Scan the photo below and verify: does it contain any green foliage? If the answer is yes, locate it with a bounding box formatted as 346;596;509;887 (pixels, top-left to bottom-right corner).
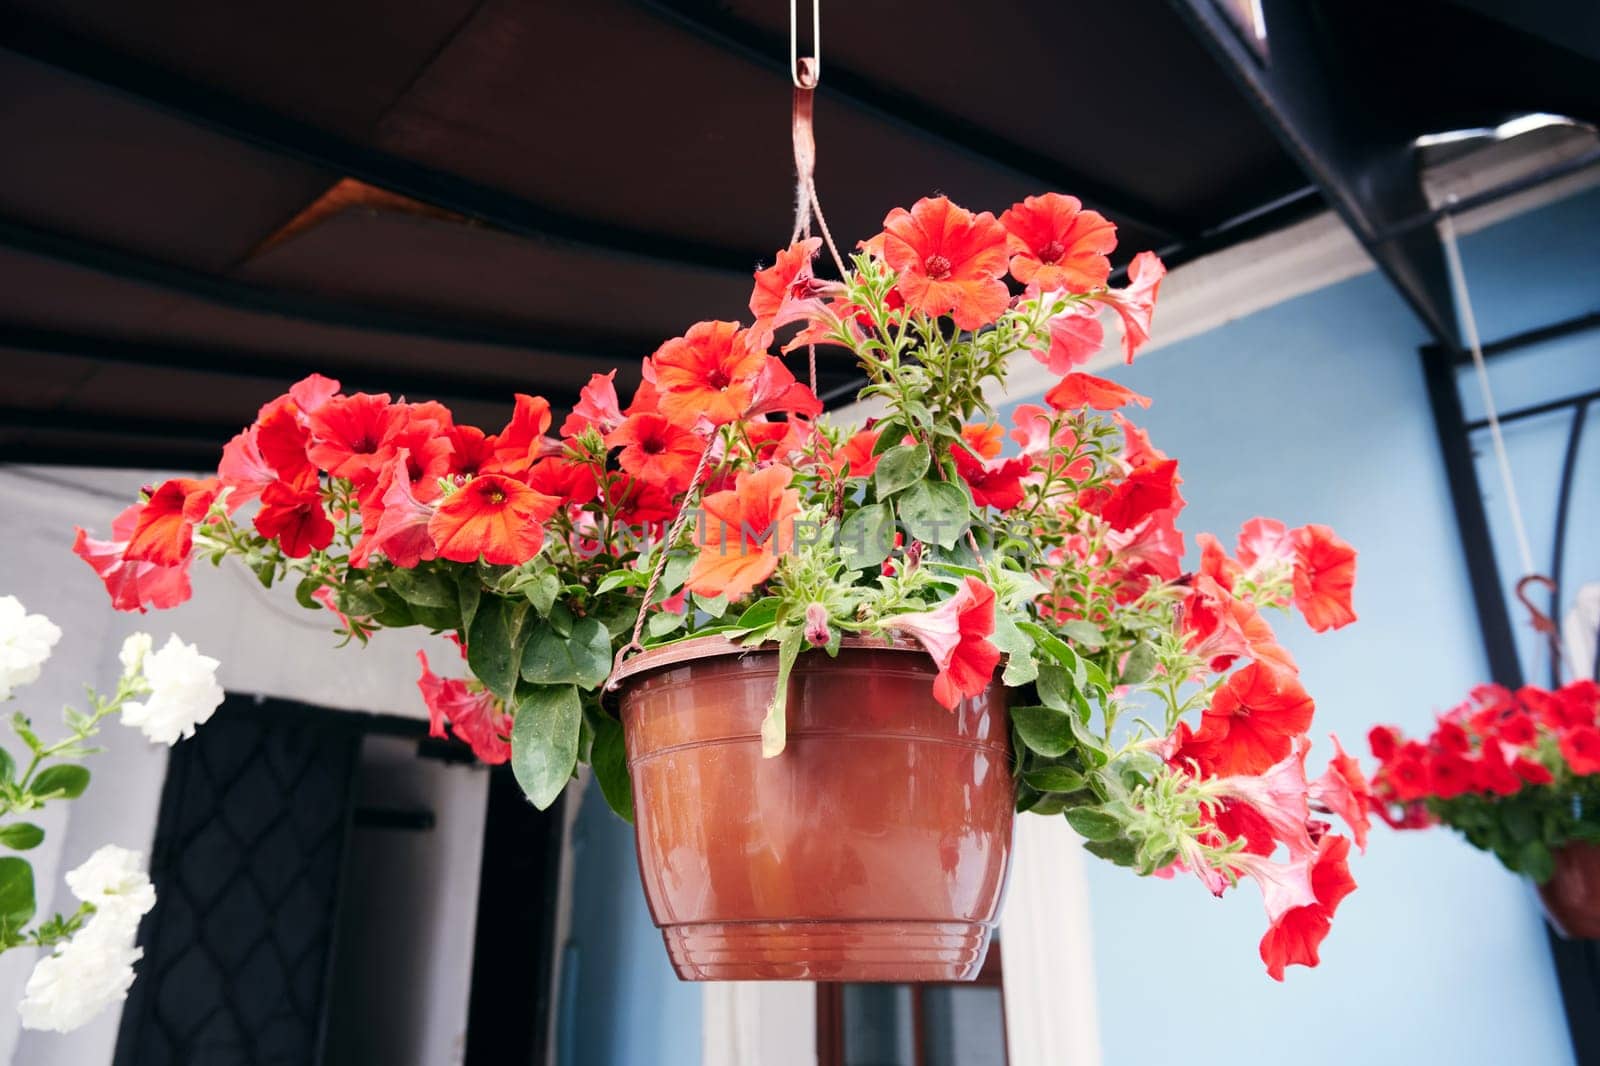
510;684;582;811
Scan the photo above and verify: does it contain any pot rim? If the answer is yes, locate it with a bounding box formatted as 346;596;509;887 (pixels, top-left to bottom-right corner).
608;631;926;689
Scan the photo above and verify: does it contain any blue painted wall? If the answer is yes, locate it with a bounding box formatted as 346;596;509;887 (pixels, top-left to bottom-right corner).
560;776;701;1066
1045;187;1599;1066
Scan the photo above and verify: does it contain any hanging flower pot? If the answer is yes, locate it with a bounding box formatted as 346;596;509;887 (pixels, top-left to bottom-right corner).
71;184;1369;982
612;634;1013;981
1366;678;1600;937
1538;841;1600;939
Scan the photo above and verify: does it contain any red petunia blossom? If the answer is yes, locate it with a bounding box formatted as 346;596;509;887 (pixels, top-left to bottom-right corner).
73;503;193;613
652;320;767;428
1044;372;1151;412
125;478;220;567
880;197;1010;330
559;371;625;439
1032;303;1105;374
1000;193;1118;292
1368;724;1401;761
749;238;832;349
1098;251;1166;363
1182;574;1296;675
1492;711;1536;748
488;394;555;477
742;357;823;422
416;650;511;764
1196;533;1243;592
1258;834;1356;981
377;403;454;494
951;447;1032;511
1212;739;1316;858
218;426;277;506
526;456;600;507
1556;680;1600;729
446;424;495;481
1433;719;1473;753
1383;742;1432;802
1189;662;1315;777
287;372;341;415
604;472;676;526
1427;750;1476;799
884;577;1003;710
351;451;438;569
827;428;881;479
1561;725;1600;775
1310;735;1371;852
1291;524;1357;632
255;402;316;482
427;474;558;566
1472;740;1525;796
686;464;801;600
1079;458;1182;532
254;472;335;558
1513;754;1554;785
306;392;393;482
960;423;1005;460
606;411;705;494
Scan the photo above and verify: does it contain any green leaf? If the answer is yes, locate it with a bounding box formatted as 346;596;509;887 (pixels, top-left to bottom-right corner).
0;858;35;928
595;570;649;596
294;576;322;611
569;618;615;691
251;556;276;589
1023;766;1086;793
589;713;634;823
873;443;931;497
1520;839;1556;883
523;572;561;617
646;610;684;638
1119;643;1158;686
0;824;43;851
458;574;483;633
468;598;534;701
337;579;387;619
0;748;13;784
388;568;457;609
1010;706;1074;758
897;480;970;549
991;611;1038;686
1061;620;1106;649
510;684;582;810
520;618;612;691
1035;663;1076;713
761;628;806;758
693;593;729;619
1064;807;1122;842
838;503;895;571
731;597;783;632
1083;836;1138;866
32;764;90;800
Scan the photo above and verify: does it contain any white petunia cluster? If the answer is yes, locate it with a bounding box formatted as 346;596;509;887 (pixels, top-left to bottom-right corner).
18;846;157;1033
0;596;62;701
119;635;224;745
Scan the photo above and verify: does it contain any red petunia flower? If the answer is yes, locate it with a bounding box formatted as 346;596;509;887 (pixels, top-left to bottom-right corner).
1182;574;1296;676
743;357;823;422
1368;724;1401;762
1044;372;1151;412
416;650;511;764
218;426;277;506
884;577;1002;710
1258;834;1357;981
1427;750;1476;799
951;447;1032;511
488;394;555;477
1079;458;1182;532
880;197;1010;330
1000;193;1118;292
125;478;219;567
1189;662;1315;777
1290;524;1357;632
606;411;705;494
306;392;393;482
1031;303;1105;374
685;464;801;600
1309;734;1372;852
559;371;625;439
1561;725;1600;775
73;503;193;613
526;456;600;507
960;423;1005;459
255;472;335;559
1472;740;1525;796
652;320;767;428
446;424;496;481
427;474;558;566
1098;251;1166;363
826;428;881;479
350;451;438;569
749;238;832;350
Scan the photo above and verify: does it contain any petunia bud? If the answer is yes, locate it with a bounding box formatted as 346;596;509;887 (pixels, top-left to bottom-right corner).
804;603;831;647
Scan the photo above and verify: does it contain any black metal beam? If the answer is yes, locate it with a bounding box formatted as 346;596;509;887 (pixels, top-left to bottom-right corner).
0;406;258;444
0;18;763;276
1376;146;1600;242
0;213;658;364
0;324;556;408
1451;310;1600;365
1169;0;1461;349
632;0;1193;241
1465;386;1600;431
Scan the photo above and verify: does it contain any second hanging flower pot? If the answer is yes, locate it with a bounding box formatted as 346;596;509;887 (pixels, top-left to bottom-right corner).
1538;841;1600;939
612;634;1014;982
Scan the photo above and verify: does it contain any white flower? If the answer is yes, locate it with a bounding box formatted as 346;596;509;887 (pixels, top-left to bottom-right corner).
117;633;152;680
64;846;156;921
17;911;143;1033
0;596;63;701
120;635;223;745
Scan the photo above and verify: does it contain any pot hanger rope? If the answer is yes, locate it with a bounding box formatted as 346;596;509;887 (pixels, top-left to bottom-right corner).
1439;207;1570;676
605;8;839;691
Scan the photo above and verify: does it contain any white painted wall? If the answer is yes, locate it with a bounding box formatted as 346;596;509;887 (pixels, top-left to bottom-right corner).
0;464;462;1065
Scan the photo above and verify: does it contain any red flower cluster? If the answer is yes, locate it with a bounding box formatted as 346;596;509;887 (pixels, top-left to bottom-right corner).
1368;680;1600;823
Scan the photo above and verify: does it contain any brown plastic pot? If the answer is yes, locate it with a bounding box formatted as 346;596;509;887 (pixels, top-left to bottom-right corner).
612;634;1014;982
1538;842;1600;939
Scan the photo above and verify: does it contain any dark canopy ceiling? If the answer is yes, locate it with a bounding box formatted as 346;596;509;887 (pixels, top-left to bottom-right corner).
0;0;1593;469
